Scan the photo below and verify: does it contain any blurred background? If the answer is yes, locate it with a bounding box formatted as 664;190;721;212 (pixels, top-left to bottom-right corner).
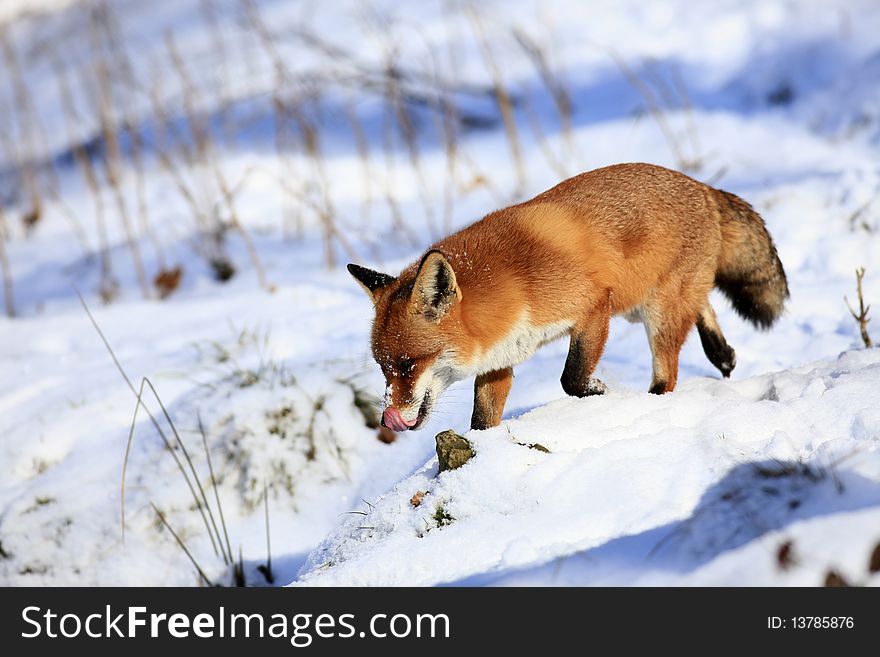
0;0;878;587
1;0;876;313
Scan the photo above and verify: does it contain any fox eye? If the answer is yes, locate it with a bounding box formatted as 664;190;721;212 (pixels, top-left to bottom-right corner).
398;358;415;375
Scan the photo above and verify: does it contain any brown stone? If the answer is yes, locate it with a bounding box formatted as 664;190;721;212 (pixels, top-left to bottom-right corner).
436;430;475;472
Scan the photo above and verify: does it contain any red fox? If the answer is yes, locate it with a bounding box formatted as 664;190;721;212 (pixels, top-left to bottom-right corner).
349;163;788;432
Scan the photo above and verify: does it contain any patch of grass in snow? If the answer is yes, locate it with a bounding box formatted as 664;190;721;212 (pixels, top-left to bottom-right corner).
31;459;51;476
188;326;373;505
339;377;395;444
344;380;382;430
19;564;50;576
190;328;391;511
432;505;455;528
215;386;358;508
22;496;56;514
87;307;390;586
266;403;297;439
505;426;551;453
751;460;824;483
193;324;294;390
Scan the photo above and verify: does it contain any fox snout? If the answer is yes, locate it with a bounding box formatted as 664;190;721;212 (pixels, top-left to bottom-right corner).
381;407;417;431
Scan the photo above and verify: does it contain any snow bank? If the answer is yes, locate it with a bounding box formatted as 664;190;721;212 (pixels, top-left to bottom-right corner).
297;349;880;586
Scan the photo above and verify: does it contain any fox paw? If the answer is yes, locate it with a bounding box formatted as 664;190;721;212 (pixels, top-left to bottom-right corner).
562;376;608;398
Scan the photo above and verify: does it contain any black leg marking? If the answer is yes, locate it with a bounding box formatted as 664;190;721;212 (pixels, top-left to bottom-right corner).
561;335;607;398
696;318;737;378
649;380;668;395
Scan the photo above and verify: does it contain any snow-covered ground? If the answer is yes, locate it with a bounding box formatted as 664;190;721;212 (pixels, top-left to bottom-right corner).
0;0;878;586
299;349;880;586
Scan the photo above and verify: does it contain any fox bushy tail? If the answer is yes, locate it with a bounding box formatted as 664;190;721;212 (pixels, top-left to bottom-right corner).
713;189;789;329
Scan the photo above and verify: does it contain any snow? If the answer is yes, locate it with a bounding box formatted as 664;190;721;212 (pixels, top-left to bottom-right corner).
298;349;880;586
0;0;79;27
0;0;878;586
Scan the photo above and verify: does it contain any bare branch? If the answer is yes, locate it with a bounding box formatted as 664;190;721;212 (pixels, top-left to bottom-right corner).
845;267;873;348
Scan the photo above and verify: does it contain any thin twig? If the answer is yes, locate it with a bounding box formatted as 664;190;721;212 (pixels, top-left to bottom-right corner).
56;59;118;301
379;36;437;237
0;205;14;317
0;28;43;231
120;377;219;557
88;9;151;298
262;481;274;583
142;377;223;557
467;6;526;192
199;414;234;565
609;51;692;171
513;26;576;168
77;290;220;555
151;502;215;586
845;267;873;348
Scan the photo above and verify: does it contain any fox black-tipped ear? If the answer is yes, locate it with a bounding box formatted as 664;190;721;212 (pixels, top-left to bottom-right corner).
411;250;461;321
347;263;396;299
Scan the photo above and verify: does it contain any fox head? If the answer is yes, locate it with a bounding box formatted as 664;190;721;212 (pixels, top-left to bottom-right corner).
348;251;468;431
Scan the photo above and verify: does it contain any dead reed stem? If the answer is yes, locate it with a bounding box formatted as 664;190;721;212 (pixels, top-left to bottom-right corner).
522;91;568;178
466;6;526;193
0;28;43;231
166;33;261;283
845;267;873;348
241;0;306;238
380;40;438;237
344;92;375;221
54;56;118;301
90;9;151;298
669;64;702;164
95;1;168;274
0;205;14;317
151;503;216;587
610;51;699;171
513;26;576;169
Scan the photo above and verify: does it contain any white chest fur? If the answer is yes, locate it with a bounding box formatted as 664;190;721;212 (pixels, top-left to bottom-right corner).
470;314;573;374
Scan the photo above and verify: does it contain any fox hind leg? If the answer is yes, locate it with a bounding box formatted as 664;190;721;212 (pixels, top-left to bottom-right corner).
696;302;736;378
643;299;697;394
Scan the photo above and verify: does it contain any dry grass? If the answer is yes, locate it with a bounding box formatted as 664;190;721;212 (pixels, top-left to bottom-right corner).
513;26;576;170
80;291;283;585
54;54;119;302
845;267;873;348
0;204;14;317
609;51;703;172
466;6;527;193
90;8;151;299
1;2;586;304
0;27;43;232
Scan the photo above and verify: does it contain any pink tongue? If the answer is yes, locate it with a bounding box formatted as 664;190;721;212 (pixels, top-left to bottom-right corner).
383;407;415;431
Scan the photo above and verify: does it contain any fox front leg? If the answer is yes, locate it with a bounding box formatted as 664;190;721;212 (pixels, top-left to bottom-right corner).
471;367;514;430
561;308;610;397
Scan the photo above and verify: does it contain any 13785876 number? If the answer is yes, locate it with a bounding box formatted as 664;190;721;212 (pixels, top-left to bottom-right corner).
790;617;853;629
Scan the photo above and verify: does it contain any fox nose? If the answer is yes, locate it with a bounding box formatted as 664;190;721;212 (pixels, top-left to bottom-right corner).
382;407;416;431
